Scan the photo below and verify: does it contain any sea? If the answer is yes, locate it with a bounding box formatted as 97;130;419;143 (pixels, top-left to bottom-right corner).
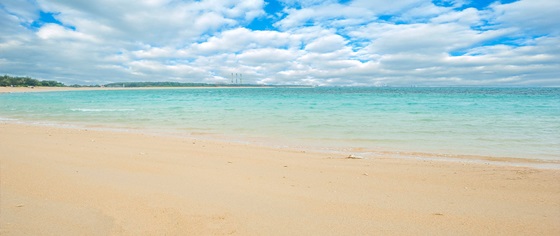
1;87;559;164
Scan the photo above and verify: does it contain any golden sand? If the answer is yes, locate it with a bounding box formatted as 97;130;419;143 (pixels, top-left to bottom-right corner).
1;122;559;235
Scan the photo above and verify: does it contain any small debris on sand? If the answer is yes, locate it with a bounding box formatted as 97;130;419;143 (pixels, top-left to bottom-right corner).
346;154;364;159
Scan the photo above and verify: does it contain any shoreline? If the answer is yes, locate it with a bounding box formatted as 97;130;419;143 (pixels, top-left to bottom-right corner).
3;118;559;170
0;85;296;94
1;122;559;235
1;86;558;167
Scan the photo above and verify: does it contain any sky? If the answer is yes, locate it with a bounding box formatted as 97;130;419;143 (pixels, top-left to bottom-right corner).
1;0;559;86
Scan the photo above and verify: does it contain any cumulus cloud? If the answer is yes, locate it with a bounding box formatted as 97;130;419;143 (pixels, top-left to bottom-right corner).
0;0;558;86
305;34;346;53
351;0;425;14
490;0;560;36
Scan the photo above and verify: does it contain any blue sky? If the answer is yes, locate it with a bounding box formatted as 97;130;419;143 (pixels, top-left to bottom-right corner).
1;0;559;86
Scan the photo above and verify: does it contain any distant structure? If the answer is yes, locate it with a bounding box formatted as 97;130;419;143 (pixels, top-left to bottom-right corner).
230;73;243;84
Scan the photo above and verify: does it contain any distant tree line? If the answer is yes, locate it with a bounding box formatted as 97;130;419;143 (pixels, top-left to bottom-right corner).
2;75;309;88
103;82;303;88
1;75;65;87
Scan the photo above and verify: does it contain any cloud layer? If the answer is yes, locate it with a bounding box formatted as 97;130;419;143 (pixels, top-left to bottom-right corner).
1;0;559;86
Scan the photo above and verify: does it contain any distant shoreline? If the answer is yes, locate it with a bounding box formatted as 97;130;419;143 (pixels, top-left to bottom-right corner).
0;85;313;94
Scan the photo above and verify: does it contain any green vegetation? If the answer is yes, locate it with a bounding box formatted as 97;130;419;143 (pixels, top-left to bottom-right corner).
1;75;65;87
2;75;310;88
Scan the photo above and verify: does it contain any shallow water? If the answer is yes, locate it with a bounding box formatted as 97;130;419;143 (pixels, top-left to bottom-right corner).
1;87;559;161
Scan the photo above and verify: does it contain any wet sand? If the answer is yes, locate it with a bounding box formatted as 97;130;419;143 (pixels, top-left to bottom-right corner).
1;122;559;235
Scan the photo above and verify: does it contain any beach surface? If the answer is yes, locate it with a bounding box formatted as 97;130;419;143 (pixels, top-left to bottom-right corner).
1;122;559;235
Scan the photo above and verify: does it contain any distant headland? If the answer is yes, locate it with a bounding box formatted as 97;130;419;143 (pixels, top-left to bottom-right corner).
1;75;65;87
1;75;310;88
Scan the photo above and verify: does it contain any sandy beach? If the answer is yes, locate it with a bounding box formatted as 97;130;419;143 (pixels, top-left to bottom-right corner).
1;122;559;235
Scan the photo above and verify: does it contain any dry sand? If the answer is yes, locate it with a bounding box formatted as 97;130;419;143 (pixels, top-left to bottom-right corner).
1;122;559;235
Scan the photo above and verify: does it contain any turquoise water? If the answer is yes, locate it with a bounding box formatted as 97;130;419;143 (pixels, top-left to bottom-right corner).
1;87;559;161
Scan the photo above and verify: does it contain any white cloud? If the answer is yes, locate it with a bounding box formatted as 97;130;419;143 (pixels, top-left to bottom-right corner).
238;48;296;64
278;0;340;8
36;23;98;42
275;3;370;30
131;47;174;59
304;34;346;53
0;0;558;86
491;0;560;36
0;0;38;22
195;12;234;31
398;2;450;22
350;0;425;15
354;22;500;55
192;27;299;54
430;7;480;25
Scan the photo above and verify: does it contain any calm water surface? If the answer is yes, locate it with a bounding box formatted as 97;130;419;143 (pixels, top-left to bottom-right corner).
1;87;559;161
